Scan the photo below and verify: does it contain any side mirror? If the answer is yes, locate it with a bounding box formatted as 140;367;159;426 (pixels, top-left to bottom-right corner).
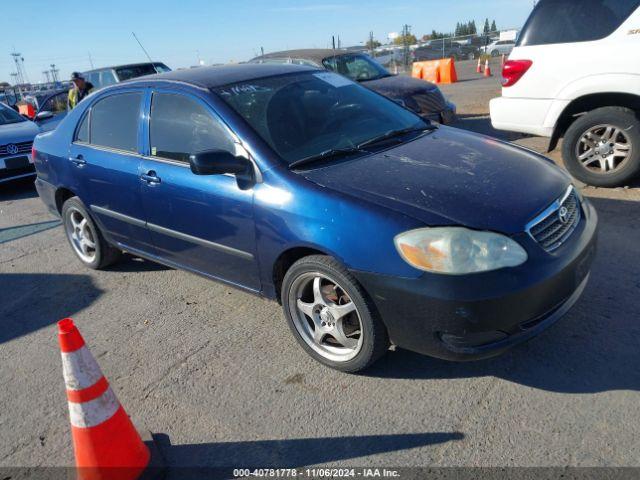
35;111;54;121
189;149;249;176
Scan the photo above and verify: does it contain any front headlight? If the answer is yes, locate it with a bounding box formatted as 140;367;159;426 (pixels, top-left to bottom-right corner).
394;227;528;275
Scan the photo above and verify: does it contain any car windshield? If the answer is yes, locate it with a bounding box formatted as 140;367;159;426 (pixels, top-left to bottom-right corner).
0;103;26;125
115;63;170;81
322;54;390;82
214;71;427;166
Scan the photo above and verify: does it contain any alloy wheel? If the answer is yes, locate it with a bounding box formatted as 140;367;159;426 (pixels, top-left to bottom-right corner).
65;207;97;263
289;272;364;362
576;124;632;174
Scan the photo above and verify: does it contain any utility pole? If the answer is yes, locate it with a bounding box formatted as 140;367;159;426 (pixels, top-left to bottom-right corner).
50;64;59;84
402;24;412;70
43;70;51;84
88;52;94;69
10;51;26;86
332;35;336;49
337;35;341;49
369;31;375;55
260;46;264;57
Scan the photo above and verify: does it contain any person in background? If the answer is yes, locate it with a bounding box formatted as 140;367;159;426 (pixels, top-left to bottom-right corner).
67;72;94;110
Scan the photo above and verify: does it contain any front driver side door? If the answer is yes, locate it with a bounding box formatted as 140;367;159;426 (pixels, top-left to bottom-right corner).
139;90;260;291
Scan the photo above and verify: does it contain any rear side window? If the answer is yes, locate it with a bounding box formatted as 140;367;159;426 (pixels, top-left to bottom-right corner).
149;92;235;162
90;92;141;152
518;0;640;46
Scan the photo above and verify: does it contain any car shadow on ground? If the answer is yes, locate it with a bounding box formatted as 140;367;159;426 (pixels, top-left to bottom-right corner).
107;254;172;273
0;177;38;201
0;273;103;345
451;114;525;141
0;220;61;244
366;197;640;394
152;431;463;474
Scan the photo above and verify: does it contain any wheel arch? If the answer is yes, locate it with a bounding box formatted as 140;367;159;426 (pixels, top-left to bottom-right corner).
550;92;640;151
272;245;336;303
55;187;78;214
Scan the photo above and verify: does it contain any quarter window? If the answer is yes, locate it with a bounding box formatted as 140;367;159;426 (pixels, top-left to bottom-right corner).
75;113;89;143
89;92;141;152
149;93;235;162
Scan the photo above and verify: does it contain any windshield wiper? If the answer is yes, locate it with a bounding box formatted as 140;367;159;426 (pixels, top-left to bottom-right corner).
288;147;364;169
356;124;438;150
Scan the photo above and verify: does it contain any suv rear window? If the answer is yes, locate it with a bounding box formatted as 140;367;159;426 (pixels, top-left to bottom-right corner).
518;0;639;46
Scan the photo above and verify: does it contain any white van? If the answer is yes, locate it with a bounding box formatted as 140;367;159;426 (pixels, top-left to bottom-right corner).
490;0;640;187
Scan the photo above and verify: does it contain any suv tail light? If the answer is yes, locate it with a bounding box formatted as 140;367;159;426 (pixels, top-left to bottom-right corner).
31;145;36;160
502;60;533;87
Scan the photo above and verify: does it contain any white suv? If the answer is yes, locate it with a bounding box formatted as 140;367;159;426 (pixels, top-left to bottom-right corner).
490;0;640;187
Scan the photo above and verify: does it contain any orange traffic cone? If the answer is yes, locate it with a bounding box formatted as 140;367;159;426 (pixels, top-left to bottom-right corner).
484;59;492;77
58;318;151;480
476;57;482;73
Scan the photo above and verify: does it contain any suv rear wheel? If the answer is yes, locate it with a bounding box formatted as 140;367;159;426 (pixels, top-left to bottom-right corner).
562;107;640;187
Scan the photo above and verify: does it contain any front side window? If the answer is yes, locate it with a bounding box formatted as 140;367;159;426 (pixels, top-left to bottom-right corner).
89;92;141;152
322;54;390;82
215;71;425;165
518;0;640;46
149;92;235;162
40;92;68;114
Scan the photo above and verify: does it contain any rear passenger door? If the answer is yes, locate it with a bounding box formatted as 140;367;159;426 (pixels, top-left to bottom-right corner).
139;89;260;290
68;90;154;253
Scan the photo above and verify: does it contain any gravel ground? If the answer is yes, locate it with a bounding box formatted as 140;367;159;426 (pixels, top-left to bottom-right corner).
1;60;639;475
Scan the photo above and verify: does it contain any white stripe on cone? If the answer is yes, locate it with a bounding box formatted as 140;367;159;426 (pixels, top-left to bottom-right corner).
68;387;120;428
61;346;103;391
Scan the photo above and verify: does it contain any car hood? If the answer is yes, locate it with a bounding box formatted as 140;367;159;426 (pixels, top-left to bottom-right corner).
300;127;570;235
0;120;40;144
361;74;438;98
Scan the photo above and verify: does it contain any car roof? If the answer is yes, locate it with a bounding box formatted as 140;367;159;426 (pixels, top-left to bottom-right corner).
251;49;356;63
122;63;320;89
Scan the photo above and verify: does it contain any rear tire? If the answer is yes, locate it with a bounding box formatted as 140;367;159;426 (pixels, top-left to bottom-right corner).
281;255;389;373
61;197;121;269
562;107;640;187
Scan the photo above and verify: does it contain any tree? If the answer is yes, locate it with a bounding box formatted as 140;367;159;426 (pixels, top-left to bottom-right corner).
455;22;461;36
491;20;497;32
366;38;381;50
393;33;417;45
469;20;477;35
484;18;490;34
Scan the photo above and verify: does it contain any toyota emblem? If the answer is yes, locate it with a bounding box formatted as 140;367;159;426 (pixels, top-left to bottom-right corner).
6;144;18;155
558;206;570;224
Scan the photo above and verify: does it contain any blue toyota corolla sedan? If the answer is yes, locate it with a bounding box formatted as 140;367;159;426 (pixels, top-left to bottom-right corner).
33;64;597;372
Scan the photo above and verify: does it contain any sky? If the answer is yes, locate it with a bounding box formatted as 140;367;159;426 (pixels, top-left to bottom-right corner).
1;0;535;84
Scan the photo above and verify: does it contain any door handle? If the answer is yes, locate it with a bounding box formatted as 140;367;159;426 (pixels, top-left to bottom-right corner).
69;155;86;167
140;171;161;184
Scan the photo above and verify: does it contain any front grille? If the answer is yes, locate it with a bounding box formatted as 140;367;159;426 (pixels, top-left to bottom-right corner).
412;89;446;115
0;141;33;158
527;187;581;252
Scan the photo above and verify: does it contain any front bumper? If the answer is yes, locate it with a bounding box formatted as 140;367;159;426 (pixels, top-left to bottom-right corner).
352;199;598;361
423;101;457;125
0;154;35;184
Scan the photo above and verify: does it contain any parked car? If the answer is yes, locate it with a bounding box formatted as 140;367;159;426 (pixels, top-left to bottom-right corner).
482;40;516;57
0;102;40;184
33;64;597;372
490;0;640;187
250;49;456;124
83;62;171;90
413;42;479;61
31;90;74;132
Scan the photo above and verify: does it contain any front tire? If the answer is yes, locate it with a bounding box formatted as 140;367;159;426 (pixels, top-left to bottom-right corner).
281;255;389;373
62;197;121;269
562;107;640;187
